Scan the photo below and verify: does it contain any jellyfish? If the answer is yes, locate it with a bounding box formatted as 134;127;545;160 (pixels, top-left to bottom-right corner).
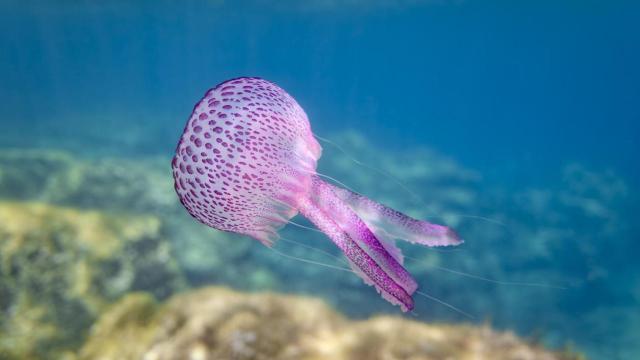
172;77;462;312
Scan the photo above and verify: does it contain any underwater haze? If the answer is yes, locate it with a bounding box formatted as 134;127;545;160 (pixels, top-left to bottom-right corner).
1;1;639;359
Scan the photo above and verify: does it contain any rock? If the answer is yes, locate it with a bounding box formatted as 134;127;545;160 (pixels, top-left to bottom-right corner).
0;202;185;360
78;286;581;360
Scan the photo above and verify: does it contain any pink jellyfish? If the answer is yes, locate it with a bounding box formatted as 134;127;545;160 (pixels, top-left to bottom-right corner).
172;77;462;311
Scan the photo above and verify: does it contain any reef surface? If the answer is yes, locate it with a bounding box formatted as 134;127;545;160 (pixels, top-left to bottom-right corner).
77;287;580;360
0;201;184;359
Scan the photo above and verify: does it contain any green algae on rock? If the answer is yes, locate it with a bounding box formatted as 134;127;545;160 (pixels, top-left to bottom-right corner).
0;202;185;360
78;286;582;360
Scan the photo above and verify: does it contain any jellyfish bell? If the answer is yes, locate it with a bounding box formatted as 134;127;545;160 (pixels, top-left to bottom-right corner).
173;77;321;246
172;77;462;312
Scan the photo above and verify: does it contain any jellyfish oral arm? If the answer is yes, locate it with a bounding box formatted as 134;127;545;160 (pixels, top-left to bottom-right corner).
297;176;417;311
328;185;463;247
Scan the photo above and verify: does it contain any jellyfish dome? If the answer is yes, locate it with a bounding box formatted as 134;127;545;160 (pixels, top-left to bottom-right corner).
172;77;321;245
172;77;462;312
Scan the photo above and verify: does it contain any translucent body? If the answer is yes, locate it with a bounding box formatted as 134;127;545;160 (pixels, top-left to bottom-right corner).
172;77;462;311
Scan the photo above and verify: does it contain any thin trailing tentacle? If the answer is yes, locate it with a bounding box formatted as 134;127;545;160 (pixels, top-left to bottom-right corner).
279;236;349;266
268;246;353;273
314;134;508;228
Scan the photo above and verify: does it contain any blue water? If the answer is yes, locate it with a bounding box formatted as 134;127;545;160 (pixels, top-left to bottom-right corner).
1;1;639;359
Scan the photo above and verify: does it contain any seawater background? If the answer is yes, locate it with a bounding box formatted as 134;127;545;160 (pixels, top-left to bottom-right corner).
0;1;639;359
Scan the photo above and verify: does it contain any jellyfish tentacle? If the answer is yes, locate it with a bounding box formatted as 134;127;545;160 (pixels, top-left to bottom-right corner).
297;196;414;311
308;176;417;295
328;185;463;247
298;176;416;311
